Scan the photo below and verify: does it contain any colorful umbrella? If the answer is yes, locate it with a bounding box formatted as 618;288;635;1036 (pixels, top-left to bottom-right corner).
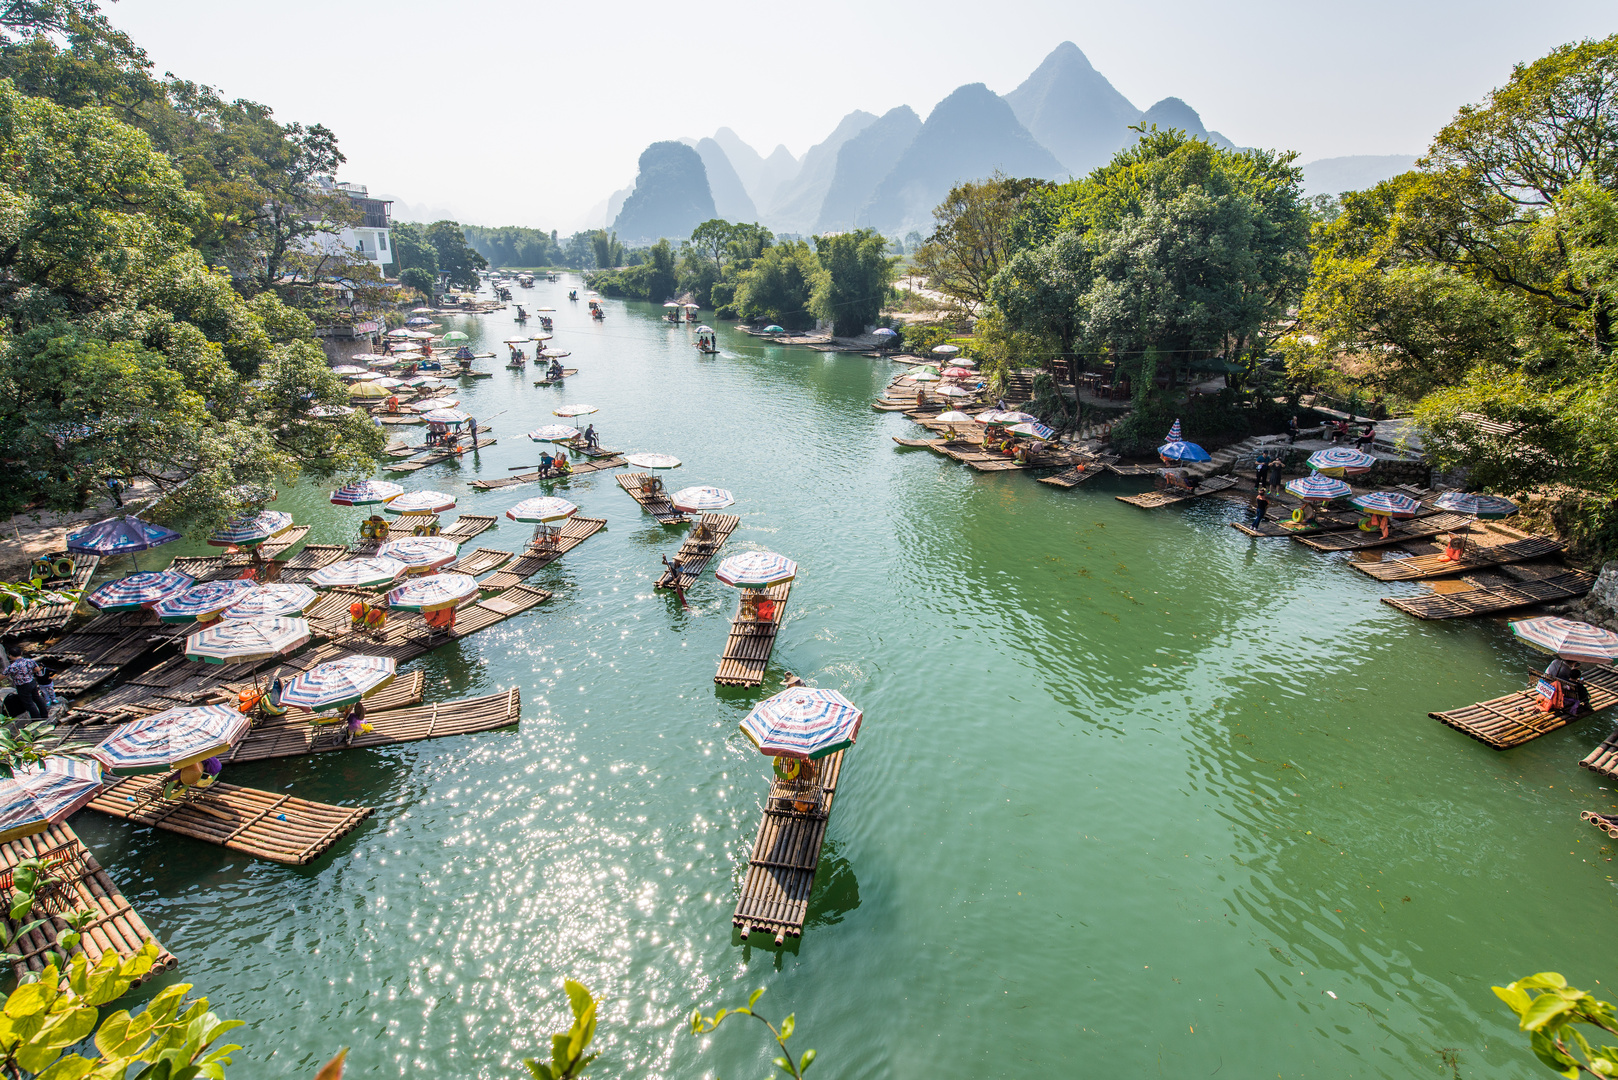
442;331;469;343
420;408;472;424
1009;422;1058;440
221;584;318;619
385;572;479;612
1307;447;1376;476
402;397;460;413
977;410;1037;425
385;491;457;515
1432;491;1518;519
716;551;797;589
1285;475;1352;502
349;382;390;398
308;556;407;589
627;453;680;469
0;758;105;842
696;325;715;333
372;377;406;389
764;325;785;334
89;705;251;772
553;404;599;418
209;510;295;549
942;367;974;378
375;535;459;573
872;328;897;338
934;410;977;423
387;328;416;338
505;497;578;523
66;516;182;557
1511;617;1618;664
1159;441;1212;463
670;487;735;512
276;655;397;713
1350;491;1422;519
330;479;404;506
152;578;259;623
1166;419;1183;442
86;569;195;612
331;365;368;376
911;371;941;382
934;385;973;398
529;424;582;441
405;317;433;327
184;616;311;664
951;357;978;368
740;688;863;760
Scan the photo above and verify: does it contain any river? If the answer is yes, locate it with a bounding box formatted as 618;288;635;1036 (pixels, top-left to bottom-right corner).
72;276;1618;1079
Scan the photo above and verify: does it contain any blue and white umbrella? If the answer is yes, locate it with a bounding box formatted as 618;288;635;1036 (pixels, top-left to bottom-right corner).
386;572;479;612
221;584;318;619
1159;441;1212;463
330;480;404;506
670;487;735;512
716;551;797;589
1350;491;1422;519
740;688;863;760
209;510;295;549
152;578;259;623
977;410;1037;425
66;516;182;557
375;535;459;573
1285;474;1352;502
1432;491;1518;519
277;655;396;713
384;490;456;515
0;758;106;842
1008;422;1058;440
89;705;251;772
86;569;195;612
1308;447;1376;476
1166;419;1183;442
185;616;311;664
506;497;578;523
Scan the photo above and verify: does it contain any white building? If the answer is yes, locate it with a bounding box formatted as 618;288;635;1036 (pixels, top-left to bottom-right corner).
305;179;393;270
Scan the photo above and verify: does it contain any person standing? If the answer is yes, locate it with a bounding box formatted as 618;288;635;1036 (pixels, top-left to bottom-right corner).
1250;489;1270;530
1254;451;1269;490
1267;456;1285;494
3;644;48;718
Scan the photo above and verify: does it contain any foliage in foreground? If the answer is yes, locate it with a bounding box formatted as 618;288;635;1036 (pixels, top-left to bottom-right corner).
693;988;816;1080
1496;971;1618;1077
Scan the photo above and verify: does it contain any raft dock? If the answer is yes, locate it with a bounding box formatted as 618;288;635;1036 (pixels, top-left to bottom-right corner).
1382;570;1594;619
733;749;845;945
480;516;606;590
217;689;520;764
470;453;626;490
1293;512;1471;552
616;472;686;523
1430;667;1618;748
656;513;740;590
716;582;791;687
1351;536;1565;581
1116;475;1238;508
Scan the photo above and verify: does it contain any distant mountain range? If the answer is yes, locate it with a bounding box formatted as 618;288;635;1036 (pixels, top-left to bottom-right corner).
603;42;1418;244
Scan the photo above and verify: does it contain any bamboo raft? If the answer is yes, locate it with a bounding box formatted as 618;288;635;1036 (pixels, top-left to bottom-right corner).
617;472;687;523
1580;726;1618;782
1579;810;1618;838
469;453;627;491
480;517;606;591
1;556;98;637
1430;667;1618;748
1350;536;1565;581
1038;457;1115;488
1382;570;1594;620
531;368;578;385
1116;475;1239;508
221;688;521;764
656;514;740;590
0;823;176;985
716;582;792;687
446;547;514;576
300;583;553;664
1104;462;1162;476
897;438;1078;473
277;544;351;583
733;750;845;945
1293;512;1472;552
1229;510;1364;538
89;777;373;866
386;434;497;473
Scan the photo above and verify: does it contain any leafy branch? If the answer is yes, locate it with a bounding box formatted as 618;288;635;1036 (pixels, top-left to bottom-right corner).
522;980;598;1080
691;988;816;1080
1496;971;1618;1077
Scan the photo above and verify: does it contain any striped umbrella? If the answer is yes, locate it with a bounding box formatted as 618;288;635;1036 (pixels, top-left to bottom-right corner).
153;578;259;623
1285;474;1352;502
951;357;977;368
330;479;404;506
934;411;976;423
1433;491;1518;519
1351;491;1422;519
1307;447;1376;476
386;572;479;612
1166;419;1183;442
1009;422;1058;440
66;516;182;557
1159;441;1212;463
627;453;680;469
0;758;106;842
977;410;1037;424
911;371;940;382
308;556;407;589
506;497;578;523
372;377;406;389
221;584;317;619
420;408;472;424
931;344;959;355
375;535;459;573
1511;617;1618;664
209;510;295;549
185;616;311;664
942;367;975;378
553;404;599;417
89;705;251;772
384;491;456;515
740;688;863;760
716;551;797;589
529;424;582;441
935;385;973;398
670;487;735;512
277;655;396;713
86;569;194;612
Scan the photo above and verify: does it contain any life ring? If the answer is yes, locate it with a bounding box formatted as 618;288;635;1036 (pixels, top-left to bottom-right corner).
53;557;74;578
773;756;801;783
1357;516;1376;532
359;521;378;540
413;524;428;537
237;688;262;714
1291;508;1305;523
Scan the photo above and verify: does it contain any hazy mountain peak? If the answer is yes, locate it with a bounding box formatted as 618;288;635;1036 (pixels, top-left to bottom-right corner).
765;109;879;233
1139;97;1235;150
611;140;715;245
815;105;922;233
695;137;757;223
1004;42;1141;174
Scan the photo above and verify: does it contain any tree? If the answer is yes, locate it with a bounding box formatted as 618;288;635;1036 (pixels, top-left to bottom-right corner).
690;219;736;274
399;265;435;297
988;230;1093;356
734;241;826;330
389;221;439;277
811;228;897;336
644;238;677;301
425;220;487;290
1495;970;1618;1078
913;175;1052;315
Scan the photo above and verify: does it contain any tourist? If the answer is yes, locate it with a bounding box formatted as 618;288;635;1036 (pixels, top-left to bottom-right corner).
1355;422;1376;451
1287;416;1301;443
1250;489;1270;530
662;555;688;609
538;451;553;476
106;476;125;507
1254;451;1269;489
344;698;367;743
3;643;48;718
1547;656;1591;715
1266;457;1285;494
583;424;598;449
1442;531;1468;561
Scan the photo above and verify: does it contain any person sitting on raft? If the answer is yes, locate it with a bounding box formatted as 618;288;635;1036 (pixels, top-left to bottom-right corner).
1546;656;1592;715
549;360;564;379
583;424;599;449
537;451;553;476
1441;531;1468;561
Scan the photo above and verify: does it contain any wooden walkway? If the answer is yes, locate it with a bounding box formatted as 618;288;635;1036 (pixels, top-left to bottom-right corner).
1117;475;1239;508
733;750;845;944
89;777;373;866
1293;512;1472;552
480;516;606;590
616;472;687;523
656;514;740;590
1430;667;1618;748
716;582;792;687
1;556;98;637
470;453;626;490
1351;536;1564;581
221;688;521;764
1382;570;1594;619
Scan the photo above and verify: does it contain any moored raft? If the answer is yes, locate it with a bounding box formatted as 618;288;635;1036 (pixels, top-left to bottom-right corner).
479;516;606;591
616;472;686;523
1383;570;1595;620
470;453;627;490
1116;474;1238;508
1350;535;1565;580
1430;665;1618;748
1292;512;1472;552
715;581;792;687
733;749;845;945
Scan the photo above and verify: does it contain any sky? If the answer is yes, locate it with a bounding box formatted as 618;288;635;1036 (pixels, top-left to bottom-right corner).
108;0;1615;232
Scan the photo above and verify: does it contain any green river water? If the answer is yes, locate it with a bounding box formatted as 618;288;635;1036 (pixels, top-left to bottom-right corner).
71;277;1618;1078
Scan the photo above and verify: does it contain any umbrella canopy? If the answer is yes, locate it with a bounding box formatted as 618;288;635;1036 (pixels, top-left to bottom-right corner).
529;424;583;442
682;302;700;308
931;344;959;355
934;410;977;423
277;656;397;713
420;408;472;424
505;497;578;523
349;381;390;398
330;479;404;506
1350;491;1422;519
66;516;182;557
331;365;368;376
441;331;469;343
531;333;553;341
1511;616;1618;664
934;385;973;398
670;486;735;512
351;353;388;362
0;758;105;842
941;366;974;377
696;325;714;333
1285;474;1352;502
1432;491;1519;519
308;556;407;589
1166;419;1183;442
1307;447;1376;476
553;404;599;418
503;337;528;344
1159;441;1212;463
663;301;680;308
1009;422;1058;440
716;551;797;589
911;371;940;382
872;328;897;338
405;317;432;326
626;453;681;469
951;357;978;368
387;328;415;338
185;616;311;664
221;584;318;619
89;705;251;772
152;578;259;623
406;330;434;340
372;377;405;389
308;404;355;418
402;376;442;387
350;371;382;381
740;688;863;761
386;572;479;612
375;535;459;572
976;410;1037;425
86;569;195;612
402;397;460;413
764;325;785;334
537;307;556;312
384;490;456;515
209;510;295;549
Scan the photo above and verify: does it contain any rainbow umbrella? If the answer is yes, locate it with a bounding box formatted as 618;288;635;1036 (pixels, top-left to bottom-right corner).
1432;492;1518;519
152;578;259;623
221;584;318;619
741;688;863;760
330;479;404;506
89;705;251;772
1511;617;1618;664
553;404;599;418
670;487;735;512
376;536;459;573
506;497;578;523
385;491;456;515
1009;422;1058;440
1166;419;1183;442
385;572;479;612
529;425;582;442
1159;441;1211;463
627;453;680;469
308;557;407;589
977;410;1037;424
420;408;472;424
0;758;106;842
276;655;396;713
86;569;195;612
209;510;295;549
716;551;797;589
1308;447;1376;476
66;516;181;557
1351;491;1422;519
1285;475;1352;502
184;616;311;665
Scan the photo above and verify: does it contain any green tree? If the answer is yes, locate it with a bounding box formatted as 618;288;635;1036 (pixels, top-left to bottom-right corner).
644;237;677;301
689;219;736;274
913;175;1052;315
811;228;897;336
398;265;435;297
988;230;1093;357
425;220;487;289
390;221;439;277
734;240;826;330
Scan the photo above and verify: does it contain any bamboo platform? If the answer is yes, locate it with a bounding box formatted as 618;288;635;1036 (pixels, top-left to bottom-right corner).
531;368;578;385
446;547;514;575
1383;570;1594;620
89;778;373;866
469;454;627;490
1293;512;1472;552
0;823;176;985
1229;510;1364;538
479;517;606;590
939;441;1080;473
311;583;552;663
1116;474;1239;508
1;556;98;637
1580;810;1618;838
617;473;687;523
1105;462;1162;476
1579;727;1618;782
386;434;496;473
892;437;944;448
1038;458;1115;488
716;582;791;687
733;750;845;945
1430;667;1618;748
277;544;350;583
656;514;741;590
220;688;521;764
1351;536;1565;581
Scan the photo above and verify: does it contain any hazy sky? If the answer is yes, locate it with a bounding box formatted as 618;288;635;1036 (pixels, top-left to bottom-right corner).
108;0;1613;231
